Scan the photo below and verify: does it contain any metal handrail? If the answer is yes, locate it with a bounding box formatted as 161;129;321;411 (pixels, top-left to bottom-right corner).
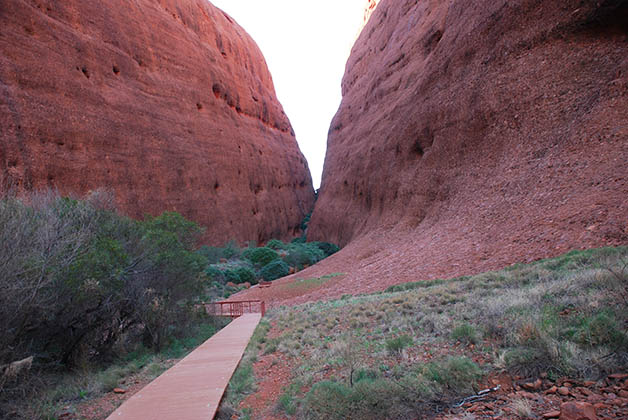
202;300;265;318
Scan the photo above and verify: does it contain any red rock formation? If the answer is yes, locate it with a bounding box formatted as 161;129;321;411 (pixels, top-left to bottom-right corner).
0;0;314;244
308;0;628;294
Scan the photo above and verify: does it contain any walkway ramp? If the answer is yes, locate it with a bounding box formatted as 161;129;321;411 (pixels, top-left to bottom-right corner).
106;313;261;420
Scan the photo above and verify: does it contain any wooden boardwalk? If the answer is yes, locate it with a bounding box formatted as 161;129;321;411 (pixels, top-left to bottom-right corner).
106;313;261;420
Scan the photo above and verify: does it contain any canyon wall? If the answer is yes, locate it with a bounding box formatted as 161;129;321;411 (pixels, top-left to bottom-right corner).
0;0;314;244
306;0;627;296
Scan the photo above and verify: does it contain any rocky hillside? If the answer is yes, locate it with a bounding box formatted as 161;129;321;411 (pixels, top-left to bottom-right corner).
303;0;628;297
0;0;314;244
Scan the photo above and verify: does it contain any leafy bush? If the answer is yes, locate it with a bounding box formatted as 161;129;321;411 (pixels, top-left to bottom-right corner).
197;245;226;264
574;313;627;348
283;243;325;270
0;190;207;374
266;239;286;250
385;335;413;355
304;381;353;420
312;241;340;257
242;247;280;267
261;260;290;281
205;266;225;282
222;240;241;259
424;357;481;394
224;266;257;285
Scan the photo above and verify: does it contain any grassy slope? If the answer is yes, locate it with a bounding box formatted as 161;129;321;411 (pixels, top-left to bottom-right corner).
224;247;628;419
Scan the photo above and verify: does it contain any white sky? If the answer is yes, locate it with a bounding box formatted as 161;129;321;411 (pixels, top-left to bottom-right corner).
210;0;367;189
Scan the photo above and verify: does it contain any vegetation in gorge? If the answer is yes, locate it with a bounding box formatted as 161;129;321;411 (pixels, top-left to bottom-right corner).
226;247;627;419
198;239;340;299
0;190;224;418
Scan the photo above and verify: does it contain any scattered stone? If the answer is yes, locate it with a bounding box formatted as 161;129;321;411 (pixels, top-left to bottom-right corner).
546;385;558;394
577;387;594;396
113;388;126;394
524;379;543;391
543;410;561;419
559;401;597;420
619;390;628;398
609;373;628;380
558;387;570;396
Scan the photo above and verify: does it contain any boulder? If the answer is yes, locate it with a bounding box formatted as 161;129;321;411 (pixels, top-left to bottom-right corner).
308;0;628;296
0;0;314;245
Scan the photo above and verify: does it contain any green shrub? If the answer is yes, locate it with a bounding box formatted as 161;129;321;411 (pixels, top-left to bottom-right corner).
574;313;627;348
197;245;224;264
312;241;340;257
205;266;225;282
451;323;479;344
303;381;352;420
224;266;256;285
424;357;481;394
0;190;208;371
266;239;286;250
261;260;290;281
277;391;297;415
222;240;241;259
242;247;280;267
385;335;413;355
283;243;325;269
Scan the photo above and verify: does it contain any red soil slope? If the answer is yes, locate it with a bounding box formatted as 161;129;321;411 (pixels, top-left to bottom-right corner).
0;0;314;244
237;0;628;306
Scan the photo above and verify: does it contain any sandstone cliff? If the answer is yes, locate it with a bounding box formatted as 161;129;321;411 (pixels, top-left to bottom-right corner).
0;0;314;244
306;0;627;295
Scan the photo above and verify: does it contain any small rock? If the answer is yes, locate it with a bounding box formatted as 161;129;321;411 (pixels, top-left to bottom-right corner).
592;402;607;411
609;373;628;380
541;372;548;379
524;379;543;391
546;385;558;394
577;387;594;396
558;386;570;396
518;390;537;400
583;381;596;387
542;410;561;419
113;388;126;394
559;401;597;420
586;393;603;403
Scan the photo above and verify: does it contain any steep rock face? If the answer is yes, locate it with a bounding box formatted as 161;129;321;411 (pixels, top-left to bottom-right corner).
0;0;314;244
308;0;627;294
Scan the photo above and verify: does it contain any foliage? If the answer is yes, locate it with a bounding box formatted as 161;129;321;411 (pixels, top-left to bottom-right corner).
451;323;479;344
266;239;286;250
265;246;628;420
242;247;280;267
261;260;291;281
385;335;413;355
282;242;325;270
0;190;207;373
224;266;257;285
311;241;340;257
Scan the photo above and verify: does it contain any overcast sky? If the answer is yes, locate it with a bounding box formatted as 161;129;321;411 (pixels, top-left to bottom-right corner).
210;0;367;189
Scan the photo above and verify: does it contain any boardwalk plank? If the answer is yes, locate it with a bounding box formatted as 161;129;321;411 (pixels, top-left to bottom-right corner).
106;313;261;420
